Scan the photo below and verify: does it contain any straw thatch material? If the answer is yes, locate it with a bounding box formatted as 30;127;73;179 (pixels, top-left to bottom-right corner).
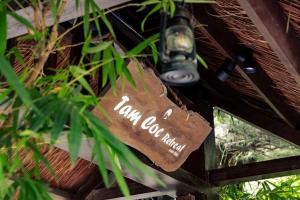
211;0;300;112
13;40;35;75
279;0;300;36
12;34;98;193
20;145;99;193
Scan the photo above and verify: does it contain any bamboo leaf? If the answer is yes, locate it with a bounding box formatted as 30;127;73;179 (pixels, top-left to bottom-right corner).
0;56;36;109
102;48;111;87
84;41;113;54
0;0;10;10
82;33;92;55
141;3;161;32
122;65;136;87
150;43;158;64
91;2;101;34
85;111;165;188
108;48;117;93
111;46;124;75
92;1;116;38
50;101;70;144
169;0;176;17
75;0;80;9
29;98;58;131
70;66;95;95
140;0;161;6
196;53;208;69
49;0;58;19
106;145;130;197
92;131;109;187
0;88;11;103
127;33;159;57
83;0;90;38
30;0;38;7
0;7;7;55
68;107;83;164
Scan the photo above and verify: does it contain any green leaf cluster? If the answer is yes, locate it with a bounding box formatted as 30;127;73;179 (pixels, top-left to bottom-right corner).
219;176;300;200
0;0;210;199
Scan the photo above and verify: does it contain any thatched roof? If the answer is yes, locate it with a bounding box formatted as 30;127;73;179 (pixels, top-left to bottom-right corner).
8;0;300;198
211;0;300;112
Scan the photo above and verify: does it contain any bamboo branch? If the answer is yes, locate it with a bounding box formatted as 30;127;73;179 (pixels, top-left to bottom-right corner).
26;0;68;85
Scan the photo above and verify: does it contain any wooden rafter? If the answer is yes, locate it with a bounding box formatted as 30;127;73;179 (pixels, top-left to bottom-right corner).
195;68;300;147
49;188;71;200
7;0;130;39
193;5;300;128
72;170;102;200
209;155;300;186
53;134;211;195
85;180;176;200
237;0;300;88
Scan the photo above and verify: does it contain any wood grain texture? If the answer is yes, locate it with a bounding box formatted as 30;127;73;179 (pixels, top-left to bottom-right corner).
209;155;300;186
92;61;211;172
7;0;130;39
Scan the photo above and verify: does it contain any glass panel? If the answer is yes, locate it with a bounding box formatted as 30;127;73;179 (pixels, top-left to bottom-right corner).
214;108;300;168
165;25;194;53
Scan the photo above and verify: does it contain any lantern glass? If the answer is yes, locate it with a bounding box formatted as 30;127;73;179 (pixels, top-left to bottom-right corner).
165;25;194;54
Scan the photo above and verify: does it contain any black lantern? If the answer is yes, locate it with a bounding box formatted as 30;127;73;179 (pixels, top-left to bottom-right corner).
159;3;199;86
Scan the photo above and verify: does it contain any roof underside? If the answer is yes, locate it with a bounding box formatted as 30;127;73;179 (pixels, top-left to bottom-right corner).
9;0;300;198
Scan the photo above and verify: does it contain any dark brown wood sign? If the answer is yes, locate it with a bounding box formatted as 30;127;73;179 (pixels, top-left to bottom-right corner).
92;61;212;172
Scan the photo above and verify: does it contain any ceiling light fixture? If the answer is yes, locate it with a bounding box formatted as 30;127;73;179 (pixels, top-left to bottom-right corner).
216;58;236;82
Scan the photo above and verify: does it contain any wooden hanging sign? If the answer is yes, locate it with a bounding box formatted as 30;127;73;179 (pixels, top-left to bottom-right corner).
92;61;212;172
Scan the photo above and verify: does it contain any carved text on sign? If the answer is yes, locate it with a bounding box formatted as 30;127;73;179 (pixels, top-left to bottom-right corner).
92;61;212;171
114;95;186;157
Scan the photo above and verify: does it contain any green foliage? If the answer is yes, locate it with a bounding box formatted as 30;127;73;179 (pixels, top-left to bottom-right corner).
0;0;207;199
0;56;36;110
139;0;209;69
215;109;300;199
214;109;300;168
219;176;300;200
0;6;7;55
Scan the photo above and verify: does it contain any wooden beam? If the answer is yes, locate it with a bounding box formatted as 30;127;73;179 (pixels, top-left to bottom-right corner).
53;135;211;195
72;170;102;200
86;180;176;200
7;178;72;200
49;187;72;200
7;0;130;39
195;69;300;147
107;190;176;200
209;155;300;186
237;0;300;87
181;102;216;180
193;5;300;128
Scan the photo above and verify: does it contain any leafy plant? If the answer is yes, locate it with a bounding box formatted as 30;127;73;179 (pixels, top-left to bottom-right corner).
214;109;300;168
0;0;209;199
219;175;300;200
